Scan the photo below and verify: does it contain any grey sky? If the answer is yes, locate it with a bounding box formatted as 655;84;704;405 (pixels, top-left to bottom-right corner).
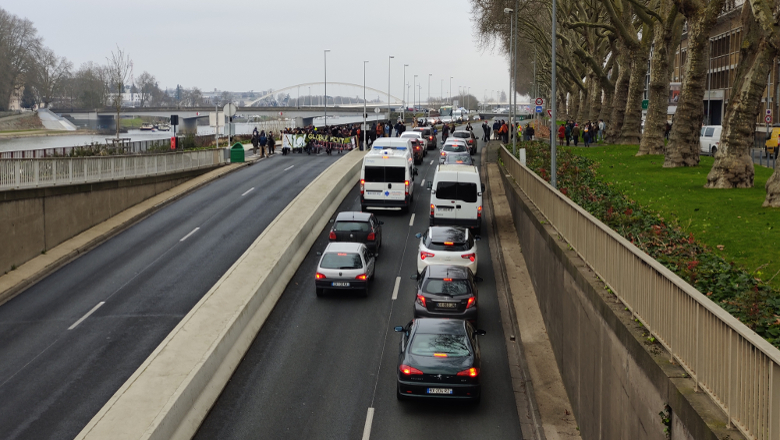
5;0;513;103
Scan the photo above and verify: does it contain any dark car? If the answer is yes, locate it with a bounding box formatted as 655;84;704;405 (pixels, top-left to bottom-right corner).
395;318;486;402
441;152;474;165
413;127;437;150
410;138;425;165
329;211;383;255
451;130;477;155
415;266;479;322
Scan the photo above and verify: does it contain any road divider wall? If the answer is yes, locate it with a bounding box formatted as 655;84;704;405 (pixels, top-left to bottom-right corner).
75;148;366;440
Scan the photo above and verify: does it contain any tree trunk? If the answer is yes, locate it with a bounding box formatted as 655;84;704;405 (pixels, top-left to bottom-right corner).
619;31;652;145
706;5;770;188
589;74;603;123
579;81;591;122
764;170;780;206
639;0;679;156
608;44;631;140
599;85;614;129
571;87;581;122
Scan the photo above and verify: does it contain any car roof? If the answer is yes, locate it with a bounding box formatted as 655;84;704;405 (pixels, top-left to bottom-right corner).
324;242;365;252
437;164;478;174
414;318;467;335
401;132;422;137
444;138;467;145
452;130;471;134
425;265;471;279
428;226;468;243
335;211;372;222
412;127;430;131
371;138;412;148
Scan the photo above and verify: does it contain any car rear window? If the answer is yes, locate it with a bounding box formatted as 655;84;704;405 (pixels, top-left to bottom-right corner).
426;239;471;252
453;132;470;138
444;155;472;165
334;221;370;232
320;252;363;269
410;334;471;357
423;279;472;296
435;182;478;203
364;166;406;183
443;144;467;153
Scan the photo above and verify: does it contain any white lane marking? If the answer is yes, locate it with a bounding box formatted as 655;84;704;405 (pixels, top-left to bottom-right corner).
179;227;200;242
391;276;401;300
409;213;415;227
361;407;375;440
420;179;425;187
68;302;105;330
429;160;434;165
284;165;295;171
241;187;255;196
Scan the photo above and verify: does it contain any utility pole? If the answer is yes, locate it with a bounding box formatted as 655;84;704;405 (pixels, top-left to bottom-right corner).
403;64;408;121
428;73;432;108
324;49;330;127
388;55;394;122
364;60;368;149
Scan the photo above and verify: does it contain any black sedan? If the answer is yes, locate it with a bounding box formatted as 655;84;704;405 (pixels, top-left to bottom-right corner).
329;211;383;255
414;266;479;323
394;318;486;403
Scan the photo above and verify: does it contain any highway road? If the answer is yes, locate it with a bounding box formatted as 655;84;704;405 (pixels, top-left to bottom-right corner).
195;124;524;439
0;151;342;440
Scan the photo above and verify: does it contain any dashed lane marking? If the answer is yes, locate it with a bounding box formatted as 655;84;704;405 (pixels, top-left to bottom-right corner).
180;227;200;242
241;187;255;196
409;213;415;227
284;165;295;171
391;276;401;300
361;407;375;440
68;302;105;330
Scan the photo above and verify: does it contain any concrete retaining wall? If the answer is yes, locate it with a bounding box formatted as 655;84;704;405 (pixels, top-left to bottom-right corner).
0;169;213;274
498;167;742;440
76;149;365;440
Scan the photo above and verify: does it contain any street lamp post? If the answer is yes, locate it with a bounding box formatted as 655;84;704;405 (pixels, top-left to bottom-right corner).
707;38;712;126
505;7;515;153
324;49;330;127
428;74;432;108
403;64;408;121
414;74;418;112
388;55;394;123
450;76;453;105
468;87;471;110
441;79;443;104
364;60;368;149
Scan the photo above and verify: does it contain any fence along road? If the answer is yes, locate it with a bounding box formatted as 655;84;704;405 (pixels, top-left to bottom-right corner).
0;149;226;191
498;146;780;440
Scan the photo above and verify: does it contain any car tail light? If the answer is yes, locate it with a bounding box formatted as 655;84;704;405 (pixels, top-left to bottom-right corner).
405;180;410;196
356;274;367;280
328;231;337;240
315;273;326;280
477;206;482;218
466;297;476;309
420;251;434;260
360;179;365;195
444;241;454;246
434;353;448;357
461;253;476;262
457;367;479;377
367;232;375;241
430;204;435;216
441;151;445;156
416;294;427;307
399;364;424;375
443;278;452;281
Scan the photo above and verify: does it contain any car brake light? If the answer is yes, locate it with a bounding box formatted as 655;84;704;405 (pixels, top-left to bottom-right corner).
443;278;452;281
329;231;337;240
315;273;326;279
400;364;424;375
360;179;365;195
466;297;476;309
434;353;448;357
356;274;367;280
429;136;434;140
461;253;476;262
444;241;454;245
457;367;479;377
478;206;482;218
430;204;435;216
367;232;375;241
405;180;410;196
441;151;445;156
416;294;427;307
420;251;434;260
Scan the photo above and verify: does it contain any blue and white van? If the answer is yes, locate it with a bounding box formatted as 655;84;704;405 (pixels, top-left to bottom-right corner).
360;138;417;213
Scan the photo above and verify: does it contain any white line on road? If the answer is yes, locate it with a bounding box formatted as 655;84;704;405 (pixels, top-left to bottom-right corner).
68;302;105;330
420;179;425;187
361;407;375;440
284;165;295;171
391;276;401;300
429;160;434;165
409;213;415;226
241;187;255;197
179;227;200;242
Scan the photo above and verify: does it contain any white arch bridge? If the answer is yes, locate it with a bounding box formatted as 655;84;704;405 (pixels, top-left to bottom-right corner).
248;82;406;107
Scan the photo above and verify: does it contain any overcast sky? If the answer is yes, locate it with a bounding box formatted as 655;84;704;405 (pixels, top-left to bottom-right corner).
5;0;514;103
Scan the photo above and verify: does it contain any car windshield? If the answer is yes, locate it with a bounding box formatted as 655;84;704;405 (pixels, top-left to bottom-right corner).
334;221;370;232
401;133;420;139
443;144;467;153
410;333;471;357
423;279;472;296
320;252;363;269
444;154;472;165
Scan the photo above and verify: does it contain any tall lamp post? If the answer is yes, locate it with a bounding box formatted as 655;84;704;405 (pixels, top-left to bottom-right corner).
414;74;418;112
428;74;432;108
441;79;444;104
403;64;408;121
388;55;394;123
707;38;712;125
324;49;330;127
363;60;368;149
504;7;515;154
450;76;453;104
468;87;471;110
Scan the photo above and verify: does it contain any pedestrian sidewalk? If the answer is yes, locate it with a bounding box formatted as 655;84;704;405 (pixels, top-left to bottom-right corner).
485;142;581;440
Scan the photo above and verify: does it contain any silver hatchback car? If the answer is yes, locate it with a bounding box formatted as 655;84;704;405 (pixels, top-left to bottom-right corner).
315;242;376;297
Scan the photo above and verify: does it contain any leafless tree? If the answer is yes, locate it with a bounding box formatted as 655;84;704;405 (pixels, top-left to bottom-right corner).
135;71;156;107
105;46;131;138
0;7;41;111
31;46;72;108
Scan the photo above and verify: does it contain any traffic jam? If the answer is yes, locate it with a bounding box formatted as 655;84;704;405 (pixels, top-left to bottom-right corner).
315;127;488;403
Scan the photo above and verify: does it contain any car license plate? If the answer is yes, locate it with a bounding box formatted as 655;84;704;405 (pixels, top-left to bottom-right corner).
332;282;350;287
427;388;453;394
366;191;381;196
437;206;454;211
438;302;457;308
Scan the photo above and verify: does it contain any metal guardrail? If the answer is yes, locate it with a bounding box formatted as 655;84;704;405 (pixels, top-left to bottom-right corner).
498;145;780;440
0;149;227;191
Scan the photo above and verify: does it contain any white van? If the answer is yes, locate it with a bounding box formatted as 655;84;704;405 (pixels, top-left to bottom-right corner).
427;164;484;233
699;125;722;156
361;138;417;212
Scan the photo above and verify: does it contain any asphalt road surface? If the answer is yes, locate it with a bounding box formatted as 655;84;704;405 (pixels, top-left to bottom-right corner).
195;124;524;440
0;151;342;440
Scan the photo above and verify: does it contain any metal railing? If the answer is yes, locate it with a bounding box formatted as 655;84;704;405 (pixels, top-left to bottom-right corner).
498;146;780;440
0;149;227;191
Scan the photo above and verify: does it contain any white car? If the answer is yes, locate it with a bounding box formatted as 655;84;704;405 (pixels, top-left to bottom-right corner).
699;125;722;156
415;226;478;277
440;139;470;163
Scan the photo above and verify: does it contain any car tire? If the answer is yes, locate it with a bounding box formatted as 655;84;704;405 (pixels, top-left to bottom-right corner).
711;146;717;156
316;287;324;297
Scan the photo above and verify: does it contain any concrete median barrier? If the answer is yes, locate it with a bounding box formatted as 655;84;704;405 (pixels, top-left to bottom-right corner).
75;149;366;440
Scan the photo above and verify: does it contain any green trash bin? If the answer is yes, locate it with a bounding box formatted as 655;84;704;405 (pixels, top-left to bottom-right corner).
230;143;245;163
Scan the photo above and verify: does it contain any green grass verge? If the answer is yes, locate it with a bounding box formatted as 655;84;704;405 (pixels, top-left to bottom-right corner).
574;144;780;289
0;128;42;133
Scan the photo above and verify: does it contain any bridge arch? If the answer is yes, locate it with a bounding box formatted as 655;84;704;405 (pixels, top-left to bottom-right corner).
248;82;404;107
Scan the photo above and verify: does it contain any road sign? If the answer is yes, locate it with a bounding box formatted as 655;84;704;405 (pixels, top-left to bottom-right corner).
223;103;237;117
374;107;381;114
767;109;772;115
535;105;543;113
547;109;552;117
535;98;544;106
641;100;649;110
766;115;772;123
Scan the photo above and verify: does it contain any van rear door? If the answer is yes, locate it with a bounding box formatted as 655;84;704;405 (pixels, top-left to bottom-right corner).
363;165;407;202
